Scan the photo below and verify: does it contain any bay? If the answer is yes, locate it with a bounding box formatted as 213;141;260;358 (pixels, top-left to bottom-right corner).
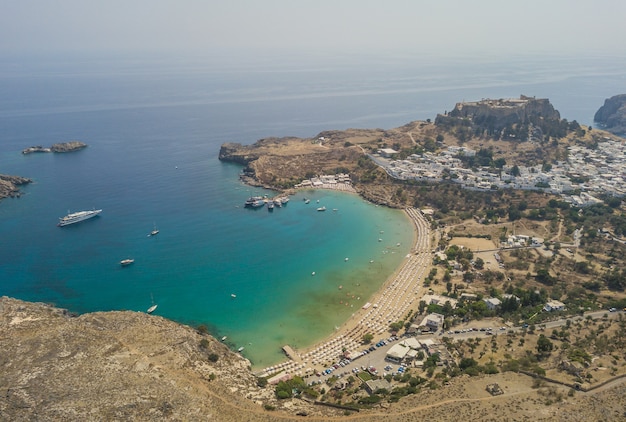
0;52;625;366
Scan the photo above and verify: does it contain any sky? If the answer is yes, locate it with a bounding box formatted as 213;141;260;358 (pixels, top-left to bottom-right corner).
2;0;626;58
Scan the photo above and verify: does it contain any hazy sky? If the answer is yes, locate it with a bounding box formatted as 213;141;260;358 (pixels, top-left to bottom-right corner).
2;0;625;57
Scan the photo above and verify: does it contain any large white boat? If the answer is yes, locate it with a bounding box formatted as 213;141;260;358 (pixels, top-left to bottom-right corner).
57;209;102;227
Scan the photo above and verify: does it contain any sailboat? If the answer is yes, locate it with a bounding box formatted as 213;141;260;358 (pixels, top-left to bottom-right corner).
147;293;158;314
148;223;159;237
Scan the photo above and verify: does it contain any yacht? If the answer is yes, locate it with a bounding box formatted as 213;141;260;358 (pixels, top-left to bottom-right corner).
237;346;245;352
317;206;326;212
280;197;289;205
149;223;159;236
147;293;157;314
267;201;274;211
57;209;102;227
244;197;265;208
120;259;135;266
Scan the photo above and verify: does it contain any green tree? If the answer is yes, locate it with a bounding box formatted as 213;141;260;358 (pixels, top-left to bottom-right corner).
536;334;554;356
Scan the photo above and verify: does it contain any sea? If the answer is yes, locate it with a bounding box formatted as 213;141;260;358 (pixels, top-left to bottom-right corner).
1;51;625;368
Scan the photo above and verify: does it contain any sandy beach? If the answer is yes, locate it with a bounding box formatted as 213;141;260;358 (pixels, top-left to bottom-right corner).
259;206;431;377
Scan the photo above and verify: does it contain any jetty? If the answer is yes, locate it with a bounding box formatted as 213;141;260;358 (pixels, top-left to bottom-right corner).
282;345;301;362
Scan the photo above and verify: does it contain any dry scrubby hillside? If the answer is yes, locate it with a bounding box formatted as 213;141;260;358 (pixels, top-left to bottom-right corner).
0;297;272;421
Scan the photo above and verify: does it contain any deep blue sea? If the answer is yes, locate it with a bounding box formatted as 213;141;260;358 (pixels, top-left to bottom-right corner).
1;52;625;367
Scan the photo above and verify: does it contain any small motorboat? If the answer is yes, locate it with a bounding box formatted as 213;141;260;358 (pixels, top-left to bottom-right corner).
120;258;134;266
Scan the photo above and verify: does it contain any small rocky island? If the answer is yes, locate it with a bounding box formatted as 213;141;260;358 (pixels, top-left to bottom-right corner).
594;94;626;136
22;141;87;154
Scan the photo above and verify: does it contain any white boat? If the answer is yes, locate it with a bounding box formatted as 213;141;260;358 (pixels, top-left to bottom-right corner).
237;346;245;352
244;196;265;208
120;258;134;266
231;293;237;298
57;209;102;227
304;198;310;204
280;197;289;204
149;223;159;236
317;206;326;211
147;293;157;314
221;336;227;341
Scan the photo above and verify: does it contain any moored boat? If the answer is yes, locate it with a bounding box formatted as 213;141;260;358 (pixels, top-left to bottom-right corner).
317;206;326;211
120;258;135;266
57;209;102;227
244;196;265;208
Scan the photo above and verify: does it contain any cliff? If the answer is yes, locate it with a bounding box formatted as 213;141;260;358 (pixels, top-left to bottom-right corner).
435;95;565;141
594;94;626;136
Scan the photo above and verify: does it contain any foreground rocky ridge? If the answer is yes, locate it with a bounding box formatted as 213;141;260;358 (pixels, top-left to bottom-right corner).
0;297;278;421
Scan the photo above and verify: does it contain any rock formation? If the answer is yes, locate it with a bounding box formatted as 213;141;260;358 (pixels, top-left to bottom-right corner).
0;174;32;201
594;94;626;136
22;141;87;154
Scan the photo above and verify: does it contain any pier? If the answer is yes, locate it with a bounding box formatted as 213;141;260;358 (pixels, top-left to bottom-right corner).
282;345;301;362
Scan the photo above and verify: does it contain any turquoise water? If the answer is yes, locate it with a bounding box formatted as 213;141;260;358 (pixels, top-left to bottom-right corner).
1;53;625;366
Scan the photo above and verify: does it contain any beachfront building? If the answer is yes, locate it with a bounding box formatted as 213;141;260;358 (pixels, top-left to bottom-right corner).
386;338;423;364
421;294;458;309
386;343;410;363
418;313;444;332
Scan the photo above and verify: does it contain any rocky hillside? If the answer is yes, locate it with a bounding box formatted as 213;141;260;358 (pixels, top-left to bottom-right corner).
594;94;626;136
0;297;280;421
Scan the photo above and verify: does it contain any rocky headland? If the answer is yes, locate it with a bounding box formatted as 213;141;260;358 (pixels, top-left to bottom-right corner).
22;141;87;154
0;174;32;201
594;93;626;136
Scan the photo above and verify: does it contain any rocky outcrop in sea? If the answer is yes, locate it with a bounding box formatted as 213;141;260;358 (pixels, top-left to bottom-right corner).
22;141;87;154
594;94;626;137
0;174;32;201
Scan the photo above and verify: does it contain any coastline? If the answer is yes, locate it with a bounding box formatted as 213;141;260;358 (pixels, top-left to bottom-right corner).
257;200;431;377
